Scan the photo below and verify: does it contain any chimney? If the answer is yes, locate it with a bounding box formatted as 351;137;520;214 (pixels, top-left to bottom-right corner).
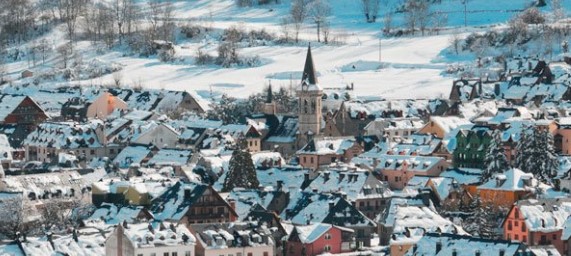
339;173;345;181
436;241;442;254
323;172;330;181
277;180;284;191
329;201;335;210
304;172;310;182
499;249;505;256
184;188;191;200
494;83;500;96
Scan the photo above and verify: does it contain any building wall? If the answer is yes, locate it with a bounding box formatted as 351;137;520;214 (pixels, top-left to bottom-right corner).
4;97;48;125
246;138;261;153
379;160;448;190
25;145;122;163
504;206;567;255
182;187;237;224
134;125;179;149
198;245;273;256
288;227;345;256
105;228;135;256
477;189;528;208
558;129;571;155
418;121;446;139
86;92;128;120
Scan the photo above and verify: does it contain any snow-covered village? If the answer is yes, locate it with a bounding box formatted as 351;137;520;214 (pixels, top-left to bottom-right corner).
6;0;571;255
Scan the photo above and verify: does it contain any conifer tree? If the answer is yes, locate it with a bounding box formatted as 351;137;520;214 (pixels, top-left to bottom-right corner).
222;149;259;192
514;124;531;171
483;130;509;182
527;128;558;183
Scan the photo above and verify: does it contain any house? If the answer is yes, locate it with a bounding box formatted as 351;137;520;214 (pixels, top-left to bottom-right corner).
132;122;180;149
503;199;571;255
263;116;299;157
108;88;211;114
105;221;196;256
91;175;177;207
112;145;154;168
21;69;33;78
440;167;483;197
405;232;529;256
61;92;128;121
377;197;466;256
0;94;48;126
282;192;377;248
251;151;284;170
0;170;88;202
418;116;472;139
302;167;392;220
449;78;483;102
477;168;537;207
23;121;121;163
147;148;192;167
287;223;355;256
326;99;448;138
364;117;425;142
191;221;275;256
150;182;238;224
297;136;363;170
83;203;153;226
557;117;571;155
374;155;448;190
452;126;492;168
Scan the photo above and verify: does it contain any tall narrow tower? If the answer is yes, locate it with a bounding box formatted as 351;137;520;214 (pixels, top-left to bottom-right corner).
297;45;323;145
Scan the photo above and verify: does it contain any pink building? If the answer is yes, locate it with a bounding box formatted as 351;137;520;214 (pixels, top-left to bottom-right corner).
297;136;363;170
287;223;354;256
374;155;448;190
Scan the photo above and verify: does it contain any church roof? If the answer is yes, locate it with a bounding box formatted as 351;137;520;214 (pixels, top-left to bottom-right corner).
299;45;322;92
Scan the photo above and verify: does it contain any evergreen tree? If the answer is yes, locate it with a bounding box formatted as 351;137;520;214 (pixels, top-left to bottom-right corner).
483;130;509;182
527;128;558;183
461;195;506;239
514;124;531;171
222;149;259;192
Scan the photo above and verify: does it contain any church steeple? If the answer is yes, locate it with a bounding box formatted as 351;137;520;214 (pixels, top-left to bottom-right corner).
301;44;318;85
266;83;273;104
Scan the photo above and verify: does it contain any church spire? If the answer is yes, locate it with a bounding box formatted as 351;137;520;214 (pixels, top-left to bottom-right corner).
266;82;273;103
301;44;318;85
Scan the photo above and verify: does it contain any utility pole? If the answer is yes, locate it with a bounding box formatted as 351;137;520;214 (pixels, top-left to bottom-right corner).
463;0;468;27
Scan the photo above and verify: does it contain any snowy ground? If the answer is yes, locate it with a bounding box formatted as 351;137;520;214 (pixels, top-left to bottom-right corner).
3;0;569;99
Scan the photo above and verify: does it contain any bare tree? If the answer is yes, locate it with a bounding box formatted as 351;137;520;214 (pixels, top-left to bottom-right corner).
383;12;393;34
405;0;430;35
321;20;331;44
279;17;292;42
290;0;310;43
57;43;73;69
57;0;90;46
432;11;448;35
361;0;380;23
449;31;462;55
0;195;27;239
309;0;331;42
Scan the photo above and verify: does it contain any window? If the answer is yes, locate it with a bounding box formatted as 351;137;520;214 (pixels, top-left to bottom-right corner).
172;253;178;256
303;157;306;163
247;253;253;256
310;157;314;164
237;253;242;256
514;209;519;219
325;233;332;240
90;149;95;155
522;224;526;232
264;253;269;256
137;254;143;256
324;245;332;252
151;254;157;256
553;234;557;240
515;221;519;227
507;221;512;231
523;235;527;242
164;253;170;256
331;157;336;162
515;234;519;240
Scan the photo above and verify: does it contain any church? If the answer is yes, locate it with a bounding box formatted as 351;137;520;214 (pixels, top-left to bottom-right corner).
257;45;324;157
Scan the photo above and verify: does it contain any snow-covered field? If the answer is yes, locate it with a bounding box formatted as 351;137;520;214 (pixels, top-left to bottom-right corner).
3;0;569;99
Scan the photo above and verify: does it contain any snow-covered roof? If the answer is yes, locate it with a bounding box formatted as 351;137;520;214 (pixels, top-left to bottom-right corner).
440;168;483;185
298;136;357;155
428;116;472;135
193;221;274;249
112;145;152;168
294;223;334;243
250;151;284;168
0;94;27;122
24;120;103;149
147;148;192;167
343;99;443;119
303;168;392;201
0;171;86;198
120;221;196;248
406;232;523;256
516;199;571;233
478;168;536;191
